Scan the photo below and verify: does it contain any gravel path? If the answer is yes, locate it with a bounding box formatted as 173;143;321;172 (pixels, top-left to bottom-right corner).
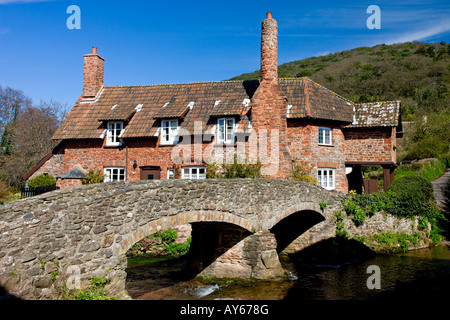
432;168;450;211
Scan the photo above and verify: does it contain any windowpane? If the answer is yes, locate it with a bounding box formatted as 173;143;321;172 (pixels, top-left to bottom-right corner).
104;167;125;182
218;119;225;142
317;168;334;190
217;118;235;143
319;127;331;145
161;120;179;144
325;131;331;144
182;167;207;180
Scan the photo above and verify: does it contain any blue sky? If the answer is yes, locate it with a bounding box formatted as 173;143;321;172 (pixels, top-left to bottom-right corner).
0;0;449;108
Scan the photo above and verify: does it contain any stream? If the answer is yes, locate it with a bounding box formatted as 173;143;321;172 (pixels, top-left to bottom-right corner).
125;244;450;300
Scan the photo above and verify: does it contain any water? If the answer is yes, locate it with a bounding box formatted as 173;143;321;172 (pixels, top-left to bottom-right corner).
125;245;450;300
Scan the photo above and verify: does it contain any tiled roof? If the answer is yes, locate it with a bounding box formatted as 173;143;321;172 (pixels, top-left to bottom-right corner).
52;78;396;140
347;101;400;128
283;78;354;122
98;104;136;121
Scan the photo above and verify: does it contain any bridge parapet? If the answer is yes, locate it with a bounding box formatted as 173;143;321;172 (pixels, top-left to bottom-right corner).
0;179;341;299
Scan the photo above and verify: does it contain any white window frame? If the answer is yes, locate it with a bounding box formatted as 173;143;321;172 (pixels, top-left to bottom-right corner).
217;117;235;144
161;119;179;145
317;168;335;190
318;127;332;146
167;168;175;179
106;121;124;146
104;167;125;183
182;166;206;180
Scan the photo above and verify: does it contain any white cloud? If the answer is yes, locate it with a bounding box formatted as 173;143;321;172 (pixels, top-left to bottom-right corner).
385;19;450;44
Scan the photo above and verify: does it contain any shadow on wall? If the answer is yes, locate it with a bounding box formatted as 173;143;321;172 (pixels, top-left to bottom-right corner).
288;237;376;266
270;210;326;253
187;222;252;276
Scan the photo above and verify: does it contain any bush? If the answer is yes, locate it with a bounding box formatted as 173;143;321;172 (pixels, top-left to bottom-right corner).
386;175;436;218
405;136;448;160
27;174;56;188
82;169;104;185
292;160;318;184
207;155;262;179
73;275;116;300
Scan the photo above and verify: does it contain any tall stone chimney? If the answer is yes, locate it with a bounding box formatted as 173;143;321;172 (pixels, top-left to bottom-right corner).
82;47;104;99
250;13;292;179
260;12;278;84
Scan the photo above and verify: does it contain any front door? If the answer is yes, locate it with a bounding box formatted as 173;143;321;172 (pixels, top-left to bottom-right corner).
140;166;161;180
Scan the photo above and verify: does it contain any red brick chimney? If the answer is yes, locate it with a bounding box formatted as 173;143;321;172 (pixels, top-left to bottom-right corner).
260;12;278;84
250;13;292;179
82;47;104;99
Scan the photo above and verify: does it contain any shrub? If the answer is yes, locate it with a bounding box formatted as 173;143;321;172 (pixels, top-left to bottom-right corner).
207;155;262;179
82;169;104;185
73;275;116;300
27;174;56;188
386;175;436;218
292;160;318;184
160;228;178;244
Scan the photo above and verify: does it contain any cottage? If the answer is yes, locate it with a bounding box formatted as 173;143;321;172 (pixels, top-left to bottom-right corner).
24;13;401;194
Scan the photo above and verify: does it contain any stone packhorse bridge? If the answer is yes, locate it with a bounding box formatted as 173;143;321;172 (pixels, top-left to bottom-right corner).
0;179;342;299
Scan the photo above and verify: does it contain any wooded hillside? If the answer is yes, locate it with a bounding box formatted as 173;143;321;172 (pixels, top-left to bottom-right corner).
230;41;450;161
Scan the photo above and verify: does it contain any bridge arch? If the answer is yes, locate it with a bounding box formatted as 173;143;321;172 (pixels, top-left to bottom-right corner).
0;179;341;299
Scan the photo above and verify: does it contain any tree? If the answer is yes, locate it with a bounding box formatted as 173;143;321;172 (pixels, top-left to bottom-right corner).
0;86;67;189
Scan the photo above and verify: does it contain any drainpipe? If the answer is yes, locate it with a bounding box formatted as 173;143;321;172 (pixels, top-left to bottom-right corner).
119;138;128;181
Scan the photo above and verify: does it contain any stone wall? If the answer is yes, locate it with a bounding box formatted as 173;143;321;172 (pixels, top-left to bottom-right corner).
0;179;338;299
283;211;431;254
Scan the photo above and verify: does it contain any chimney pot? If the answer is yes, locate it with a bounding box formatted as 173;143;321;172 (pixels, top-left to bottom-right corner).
92;47;97;55
266;12;272;19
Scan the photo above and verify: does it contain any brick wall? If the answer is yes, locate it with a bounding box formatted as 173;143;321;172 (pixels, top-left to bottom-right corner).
287;119;348;193
343;127;396;163
27;150;65;182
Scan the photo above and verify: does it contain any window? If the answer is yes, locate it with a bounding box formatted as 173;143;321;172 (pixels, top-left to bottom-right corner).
217;118;235;144
182;167;206;179
104;167;125;182
106;121;124;146
161;120;179;145
318;127;332;145
167;169;175;179
317;168;335;190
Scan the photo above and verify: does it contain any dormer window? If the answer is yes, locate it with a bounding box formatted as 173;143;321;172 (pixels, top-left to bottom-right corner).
217;118;235;144
106;121;124;146
161;119;179;145
318;127;332;145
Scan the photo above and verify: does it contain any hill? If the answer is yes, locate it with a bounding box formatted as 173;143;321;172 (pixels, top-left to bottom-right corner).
230;41;450;161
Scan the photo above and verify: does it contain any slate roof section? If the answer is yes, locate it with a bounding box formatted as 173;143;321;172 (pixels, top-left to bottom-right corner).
57;165;87;179
348;101;401;128
52;78;397;141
